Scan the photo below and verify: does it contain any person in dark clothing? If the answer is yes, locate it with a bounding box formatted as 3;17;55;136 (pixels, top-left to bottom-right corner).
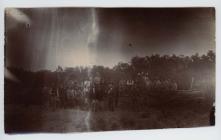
210;102;215;126
107;83;115;111
59;86;67;108
113;83;119;108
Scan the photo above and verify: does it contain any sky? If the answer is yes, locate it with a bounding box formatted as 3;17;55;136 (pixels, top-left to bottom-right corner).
5;8;215;71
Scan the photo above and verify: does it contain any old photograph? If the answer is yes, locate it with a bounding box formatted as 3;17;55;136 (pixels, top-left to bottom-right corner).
4;8;215;133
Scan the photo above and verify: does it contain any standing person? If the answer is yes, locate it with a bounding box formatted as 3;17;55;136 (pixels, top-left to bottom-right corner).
50;87;59;110
132;83;140;111
113;82;120;108
94;72;102;100
83;80;92;110
210;102;215;126
107;83;115;111
42;86;50;109
90;82;99;112
59;86;67;108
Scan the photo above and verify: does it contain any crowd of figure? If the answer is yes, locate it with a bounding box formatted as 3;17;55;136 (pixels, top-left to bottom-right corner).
41;72;178;112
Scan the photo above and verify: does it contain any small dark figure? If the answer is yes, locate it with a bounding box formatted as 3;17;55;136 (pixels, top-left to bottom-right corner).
59;86;68;108
114;83;119;108
210;103;215;126
107;83;115;111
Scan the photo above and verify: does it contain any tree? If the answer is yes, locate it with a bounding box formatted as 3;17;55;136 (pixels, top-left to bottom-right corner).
207;50;215;62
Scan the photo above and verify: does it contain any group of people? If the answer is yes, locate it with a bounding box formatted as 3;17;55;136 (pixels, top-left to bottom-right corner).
119;78;178;93
42;79;119;111
41;72;179;112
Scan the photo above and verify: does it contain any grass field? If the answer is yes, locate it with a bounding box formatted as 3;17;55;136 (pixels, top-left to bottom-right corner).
5;90;213;133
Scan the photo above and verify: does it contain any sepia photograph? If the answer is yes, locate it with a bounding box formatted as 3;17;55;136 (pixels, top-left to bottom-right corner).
4;7;215;133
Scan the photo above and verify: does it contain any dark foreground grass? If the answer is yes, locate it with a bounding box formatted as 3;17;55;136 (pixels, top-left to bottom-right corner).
5;104;210;133
89;107;210;132
5;91;213;133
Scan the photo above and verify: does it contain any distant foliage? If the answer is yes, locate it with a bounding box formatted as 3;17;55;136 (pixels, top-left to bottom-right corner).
5;50;215;105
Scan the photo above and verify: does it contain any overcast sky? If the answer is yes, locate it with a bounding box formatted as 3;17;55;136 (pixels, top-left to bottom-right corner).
5;8;215;71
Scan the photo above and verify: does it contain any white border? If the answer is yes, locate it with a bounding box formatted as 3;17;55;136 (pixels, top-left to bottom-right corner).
0;0;221;140
0;0;219;7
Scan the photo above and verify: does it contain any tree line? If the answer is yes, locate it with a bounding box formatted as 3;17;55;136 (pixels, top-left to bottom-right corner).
5;50;215;107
